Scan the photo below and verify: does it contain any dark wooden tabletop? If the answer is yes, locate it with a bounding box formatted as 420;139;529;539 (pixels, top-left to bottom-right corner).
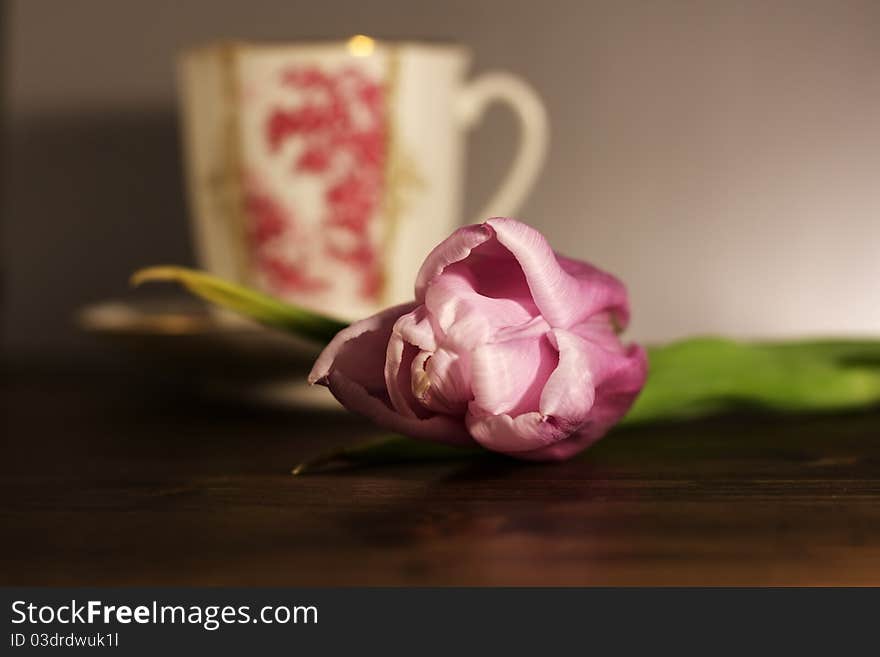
4;364;880;586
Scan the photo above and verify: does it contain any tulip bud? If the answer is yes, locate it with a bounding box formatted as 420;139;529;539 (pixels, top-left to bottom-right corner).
310;218;647;461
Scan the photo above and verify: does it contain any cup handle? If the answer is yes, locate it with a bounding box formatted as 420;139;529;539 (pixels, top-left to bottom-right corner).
457;72;549;222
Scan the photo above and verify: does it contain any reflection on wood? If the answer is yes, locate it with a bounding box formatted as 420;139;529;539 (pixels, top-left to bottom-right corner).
3;367;880;585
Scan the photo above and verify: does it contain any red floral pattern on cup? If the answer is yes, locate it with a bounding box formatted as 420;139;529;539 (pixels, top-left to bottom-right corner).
244;65;387;303
244;179;327;294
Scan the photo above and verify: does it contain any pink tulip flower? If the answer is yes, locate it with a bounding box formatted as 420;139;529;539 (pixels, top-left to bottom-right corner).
309;218;647;461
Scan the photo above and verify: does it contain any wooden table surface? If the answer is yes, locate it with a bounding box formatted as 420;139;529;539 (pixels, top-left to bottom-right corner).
3;365;880;586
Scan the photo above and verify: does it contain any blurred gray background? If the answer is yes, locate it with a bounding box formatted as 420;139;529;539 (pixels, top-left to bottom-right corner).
4;0;880;362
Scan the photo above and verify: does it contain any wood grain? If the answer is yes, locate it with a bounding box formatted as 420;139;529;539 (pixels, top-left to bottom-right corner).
3;366;880;585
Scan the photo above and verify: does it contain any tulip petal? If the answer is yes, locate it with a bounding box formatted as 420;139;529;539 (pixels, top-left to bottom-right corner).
393;305;437;352
416;347;471;415
466;329;592;455
414;224;492;302
383;307;441;418
310;303;473;447
520;343;648;461
556;254;631;330
584;343;649;428
424;265;536;350
569;312;629;353
466;329;647;458
469;333;558;417
384;331;428;418
538;329;596;429
487;218;630;328
414;218;630;332
483;218;582;327
309;302;416;392
466;410;567;453
325;369;475;446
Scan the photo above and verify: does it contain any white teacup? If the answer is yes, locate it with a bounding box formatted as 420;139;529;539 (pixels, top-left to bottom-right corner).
178;37;547;320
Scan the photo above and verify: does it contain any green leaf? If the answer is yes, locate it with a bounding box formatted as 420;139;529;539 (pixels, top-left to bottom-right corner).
131;266;347;344
623;338;880;425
